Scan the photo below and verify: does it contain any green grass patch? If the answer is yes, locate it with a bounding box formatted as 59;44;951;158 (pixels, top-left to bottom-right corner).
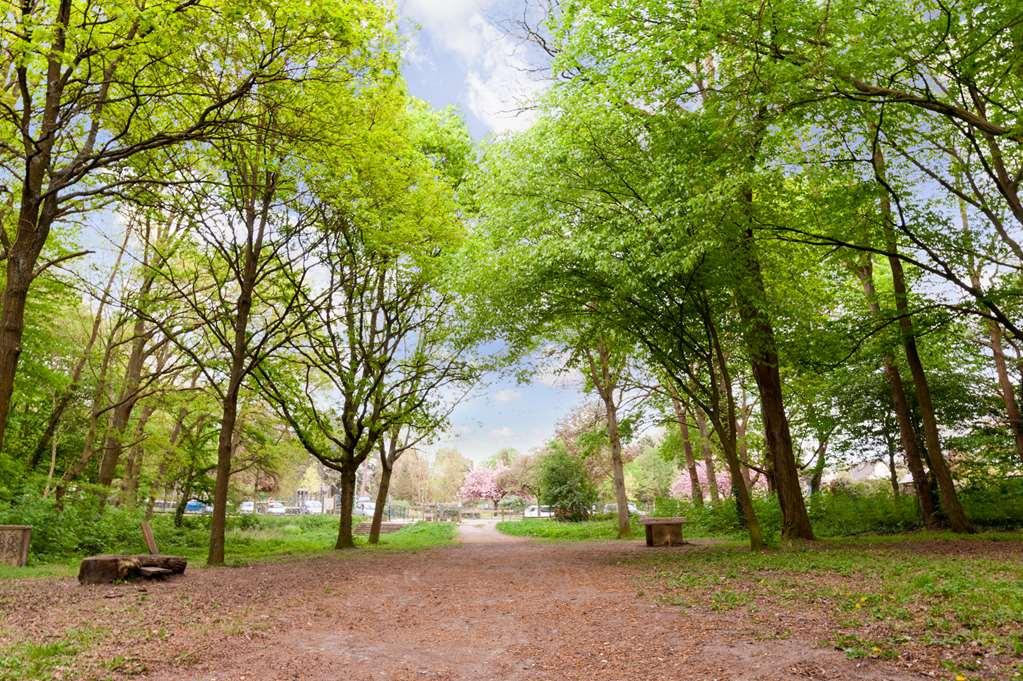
639;532;1023;678
0;628;103;681
0;519;455;577
496;518;642;540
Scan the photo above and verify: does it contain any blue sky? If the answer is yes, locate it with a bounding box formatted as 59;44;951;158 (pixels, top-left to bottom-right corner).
397;0;587;462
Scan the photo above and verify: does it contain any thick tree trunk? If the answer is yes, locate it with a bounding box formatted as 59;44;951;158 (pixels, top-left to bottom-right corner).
873;145;971;533
369;464;392;544
854;256;939;526
208;384;240;565
336;468;357;549
735;222;813;541
672;397;703;507
694;408;720;502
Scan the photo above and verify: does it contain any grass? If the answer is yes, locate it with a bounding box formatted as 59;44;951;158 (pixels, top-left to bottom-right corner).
0;518;456;579
636;531;1023;680
496;517;644;540
0;628;103;681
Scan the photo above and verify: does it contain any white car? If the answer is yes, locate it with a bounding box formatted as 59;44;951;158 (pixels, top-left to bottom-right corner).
301;499;322;514
603;502;644;516
239;500;255;514
524;505;553;518
355;501;375;517
266;501;286;516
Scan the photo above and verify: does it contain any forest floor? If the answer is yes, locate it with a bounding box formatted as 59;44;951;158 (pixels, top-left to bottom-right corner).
0;523;1020;681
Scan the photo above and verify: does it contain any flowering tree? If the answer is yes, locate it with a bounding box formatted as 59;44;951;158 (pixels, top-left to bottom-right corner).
459;465;509;509
670;462;733;500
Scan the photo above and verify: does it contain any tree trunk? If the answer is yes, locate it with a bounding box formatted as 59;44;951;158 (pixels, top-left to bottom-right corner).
605;397;631;537
29;226;130;469
854;255;939;527
336;468;357;549
119;403;155;506
368;464;392;545
672;397;703;507
53;319;120;507
873;143;972;533
694;408;720;502
208;384;240;565
735;222;814;541
808;442;827;495
97;313;150;487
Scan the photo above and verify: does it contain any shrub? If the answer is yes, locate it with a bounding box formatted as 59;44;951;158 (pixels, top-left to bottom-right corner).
537;445;597;521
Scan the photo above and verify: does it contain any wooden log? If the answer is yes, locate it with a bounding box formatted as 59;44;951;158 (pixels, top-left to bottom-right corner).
78;554;187;584
135;554;187;575
140;521;159;555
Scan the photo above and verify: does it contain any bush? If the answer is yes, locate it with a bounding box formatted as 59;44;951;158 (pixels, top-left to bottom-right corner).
537;445;597;521
655;479;1023;541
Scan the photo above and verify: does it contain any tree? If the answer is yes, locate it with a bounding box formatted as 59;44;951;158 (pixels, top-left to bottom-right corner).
459;466;509;509
537;442;597;521
0;0;365;451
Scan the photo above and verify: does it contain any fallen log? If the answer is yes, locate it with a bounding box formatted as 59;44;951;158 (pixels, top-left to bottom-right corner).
78;554;187;585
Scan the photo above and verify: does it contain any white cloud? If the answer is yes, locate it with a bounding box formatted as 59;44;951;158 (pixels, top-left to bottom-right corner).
401;0;544;133
493;388;521;403
489;426;514;439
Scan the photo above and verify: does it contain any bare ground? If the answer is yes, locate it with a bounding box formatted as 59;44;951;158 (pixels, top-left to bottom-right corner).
0;525;956;680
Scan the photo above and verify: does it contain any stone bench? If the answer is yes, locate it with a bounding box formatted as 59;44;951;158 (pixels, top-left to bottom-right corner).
640;517;685;547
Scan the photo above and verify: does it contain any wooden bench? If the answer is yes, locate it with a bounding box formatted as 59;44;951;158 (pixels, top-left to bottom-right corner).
640;517;685;547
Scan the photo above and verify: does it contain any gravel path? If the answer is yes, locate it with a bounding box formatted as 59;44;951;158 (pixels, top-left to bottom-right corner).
0;531;932;681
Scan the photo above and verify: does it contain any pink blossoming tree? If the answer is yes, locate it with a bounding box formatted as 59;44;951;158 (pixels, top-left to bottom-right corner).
459;465;509;509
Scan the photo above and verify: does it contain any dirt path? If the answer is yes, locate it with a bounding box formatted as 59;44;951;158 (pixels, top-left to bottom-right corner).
456;518;525;544
0;536;932;681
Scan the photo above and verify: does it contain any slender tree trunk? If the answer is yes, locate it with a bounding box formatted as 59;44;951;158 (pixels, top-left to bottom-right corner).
694;408;720;502
336;467;357;549
53;319;120;506
97;311;151;487
585;341;630;537
854;255;939;527
672;397;703;507
29;226;130;469
369;464;392;545
118;403;155;506
808;442;827;495
873;144;972;533
605;397;630;536
883;429;901;499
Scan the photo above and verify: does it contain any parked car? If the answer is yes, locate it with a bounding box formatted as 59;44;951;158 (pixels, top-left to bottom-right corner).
266;501;286;516
239;500;255;514
524;505;553;518
301;499;322;514
355;501;375;517
603;502;645;516
184;499;211;514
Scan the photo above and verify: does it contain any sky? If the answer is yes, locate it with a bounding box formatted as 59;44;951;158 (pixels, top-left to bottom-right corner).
396;0;587;463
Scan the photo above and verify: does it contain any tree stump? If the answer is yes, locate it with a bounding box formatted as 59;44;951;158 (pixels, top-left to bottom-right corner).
78;554;187;584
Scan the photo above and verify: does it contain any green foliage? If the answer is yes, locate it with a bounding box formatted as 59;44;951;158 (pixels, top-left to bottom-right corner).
0;495;452;569
537;442;598;521
653;482;1023;541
